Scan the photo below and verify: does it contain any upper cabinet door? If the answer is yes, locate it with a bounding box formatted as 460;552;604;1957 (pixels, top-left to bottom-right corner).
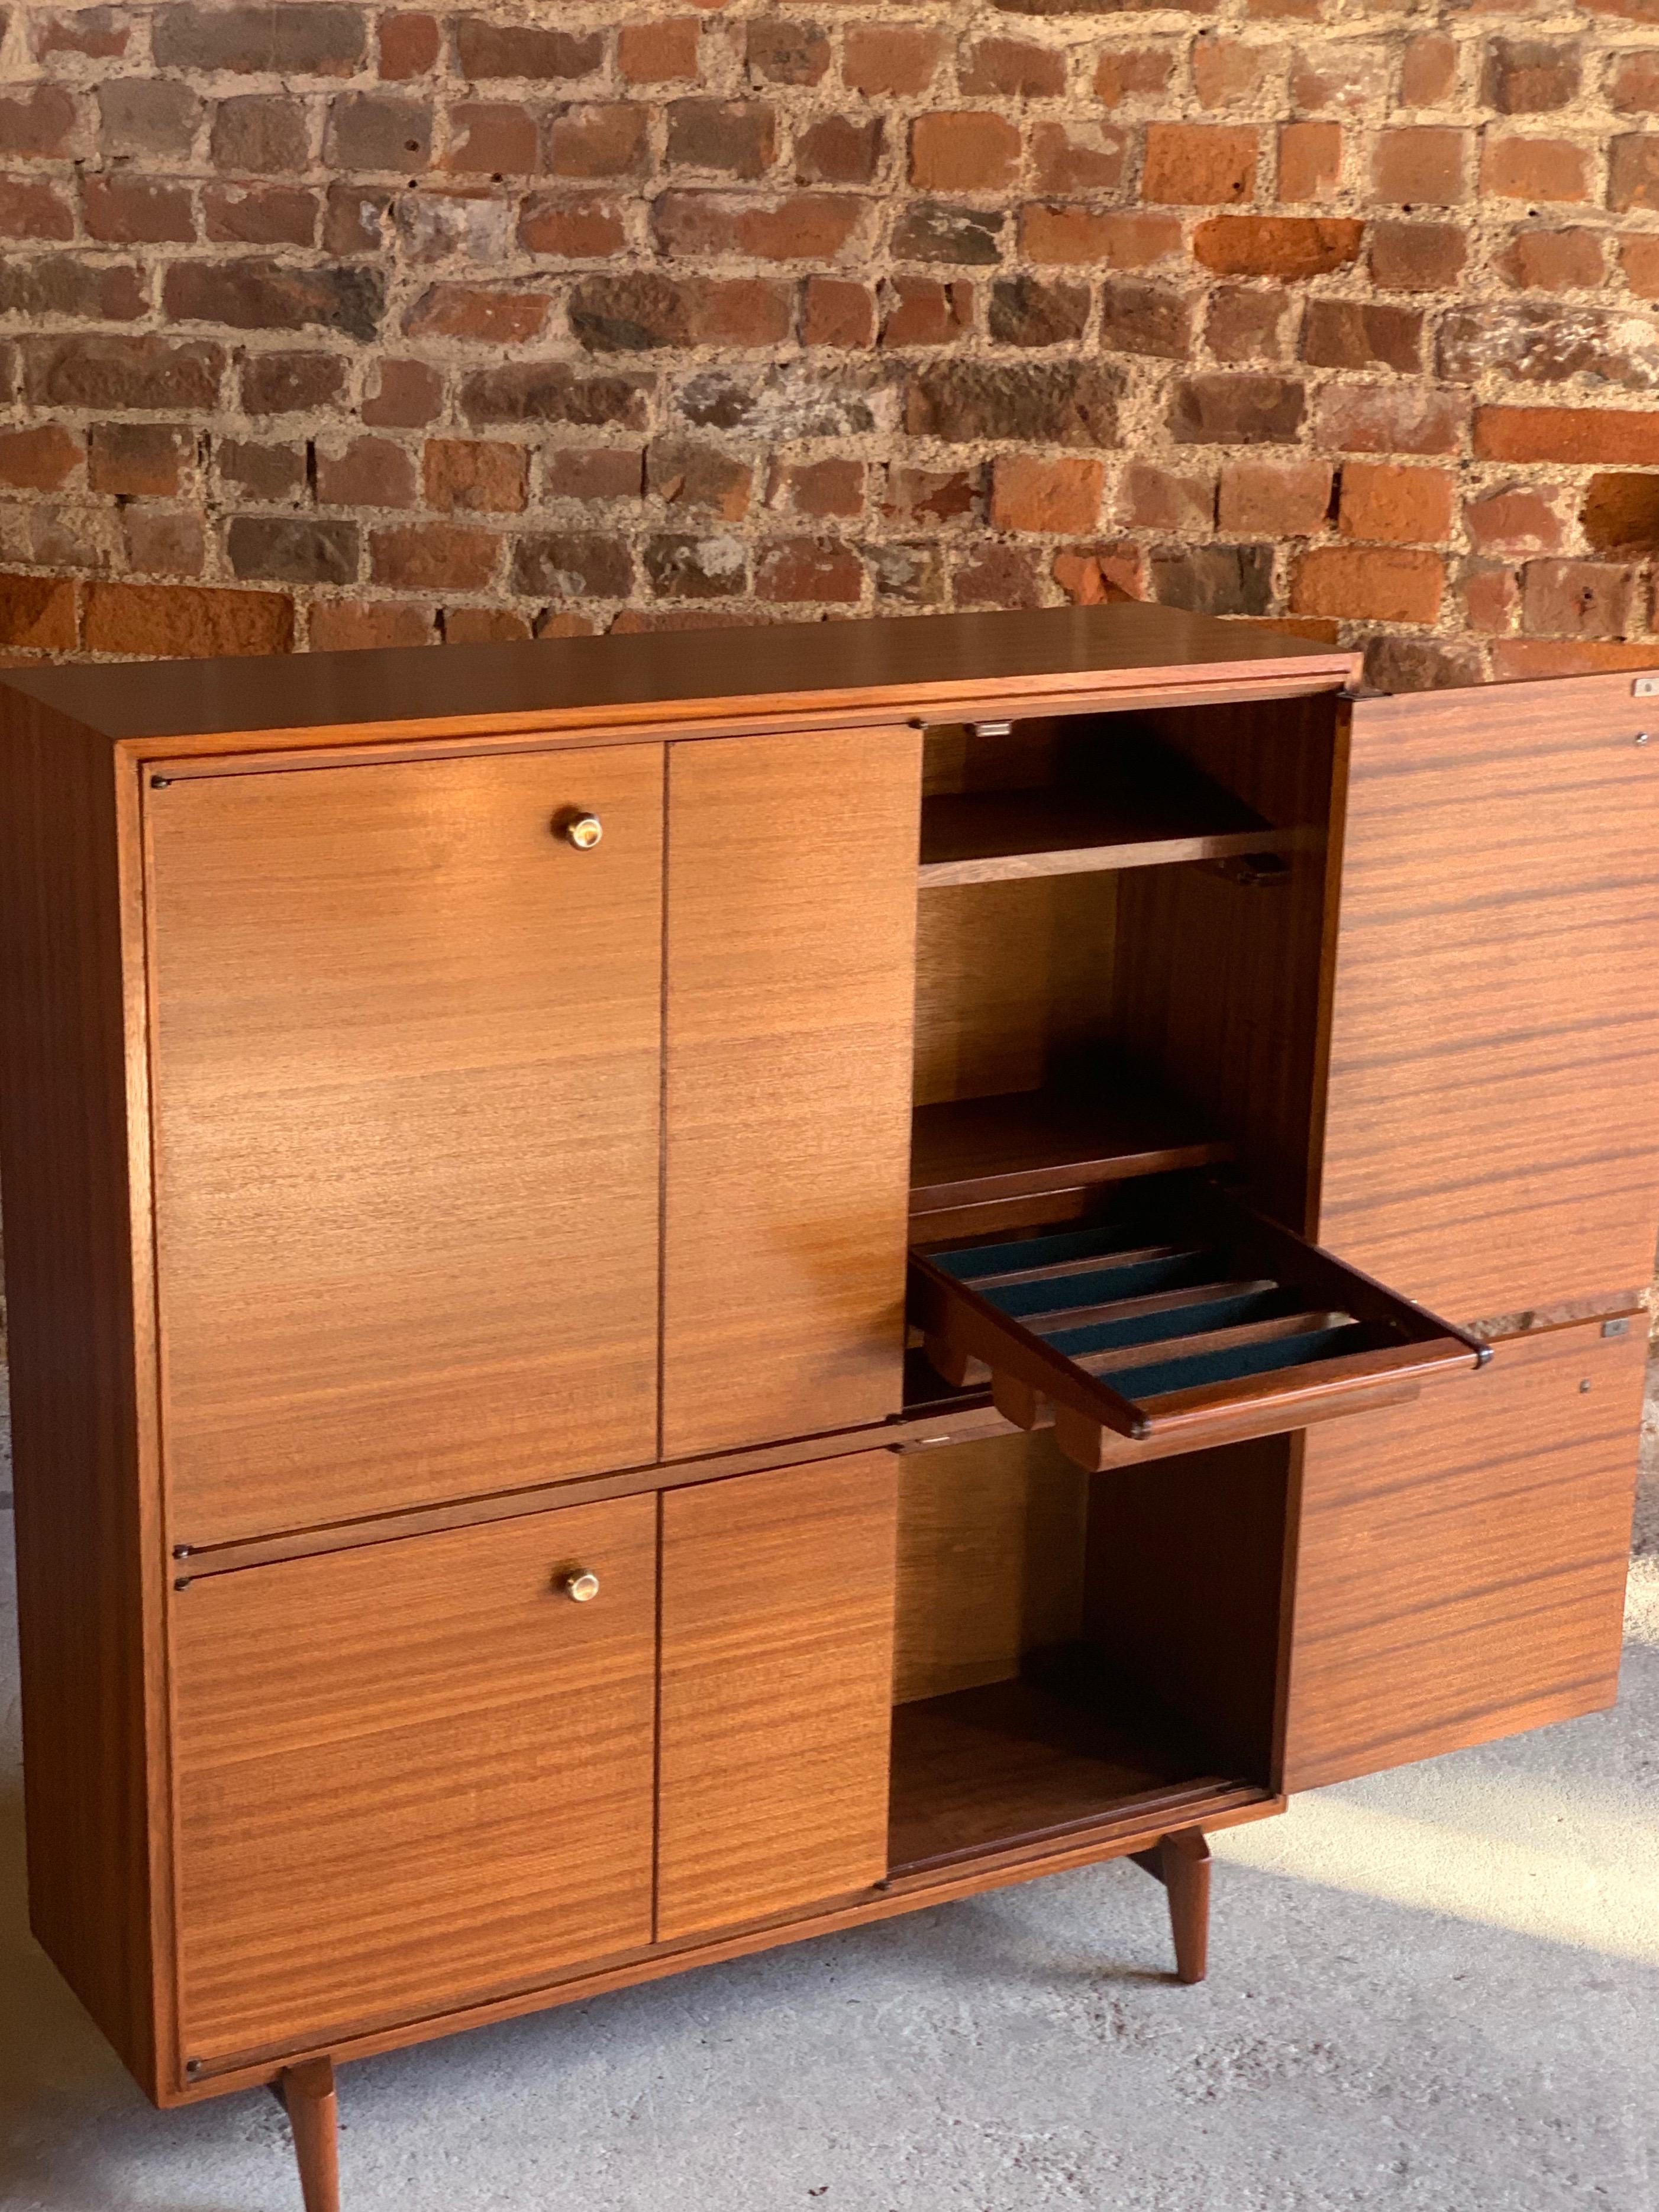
149;747;664;1546
1320;674;1659;1325
662;726;922;1460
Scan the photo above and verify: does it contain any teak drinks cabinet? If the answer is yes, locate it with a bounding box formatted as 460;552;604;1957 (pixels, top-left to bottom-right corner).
2;605;1655;2211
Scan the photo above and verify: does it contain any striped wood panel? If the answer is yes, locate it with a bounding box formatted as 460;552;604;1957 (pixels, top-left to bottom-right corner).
1320;675;1659;1323
1282;1320;1644;1791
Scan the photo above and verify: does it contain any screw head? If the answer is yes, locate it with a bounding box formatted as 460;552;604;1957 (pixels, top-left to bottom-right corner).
1637;732;1651;746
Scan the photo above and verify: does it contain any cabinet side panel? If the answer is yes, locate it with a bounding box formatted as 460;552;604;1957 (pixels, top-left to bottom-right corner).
657;1453;898;1940
1321;676;1659;1322
0;699;162;2091
1283;1323;1644;1791
662;726;922;1459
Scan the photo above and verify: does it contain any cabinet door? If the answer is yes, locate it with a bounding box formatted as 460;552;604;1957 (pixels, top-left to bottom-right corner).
172;1496;656;2067
148;746;663;1545
657;1452;898;1940
1321;675;1659;1323
1282;1320;1643;1791
661;726;922;1459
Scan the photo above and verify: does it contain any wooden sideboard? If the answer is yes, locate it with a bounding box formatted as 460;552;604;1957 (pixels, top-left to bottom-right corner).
2;605;1655;2212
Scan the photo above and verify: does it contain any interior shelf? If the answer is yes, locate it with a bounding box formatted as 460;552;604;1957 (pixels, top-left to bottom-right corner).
918;753;1300;889
887;1674;1256;1875
910;1073;1232;1216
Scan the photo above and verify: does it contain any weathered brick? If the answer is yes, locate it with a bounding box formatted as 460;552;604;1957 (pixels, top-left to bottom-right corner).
81;173;194;244
1367;635;1482;689
1292;545;1444;622
843;25;947;96
98;78;199;160
155;4;366;73
960;37;1067;97
1372;126;1468;205
0;83;82;160
769;456;865;518
746;20;831;86
952;542;1041;611
619;20;702;84
238;348;349;414
0;253;144;322
315;435;418;508
867;541;947;607
1205;286;1289;362
1440;301;1659;391
1300;299;1423;373
795;115;882;186
518;193;627;259
1580;473;1659;552
1053;542;1145;608
892;201;1005;264
312;598;434;649
991;454;1105;532
362;357;444;428
1521;557;1634;637
1029;119;1129;193
1119;461;1215;534
1316;380;1468;455
754;537;863;602
883;465;980;524
1338;461;1454;544
0;573;78;650
166;259;385;342
880;276;974;348
0;422;82;491
1217;460;1331;536
1290;44;1387;112
444;103;541;177
1499;227;1603;290
1022;205;1181;266
461;362;652;430
1142;123;1257;204
1100;279;1193;359
546;447;645;502
83;579;292;657
1367;221;1466;292
512;531;633;598
211;95;308;174
34;6;131;59
228;515;360;585
0;176;75;240
205;183;319;247
89;421;191;496
1278;121;1340;202
910;111;1022;191
905;359;1119;444
380;14;441;80
989;275;1089;345
1151;544;1273;617
1095;49;1174;107
550;105;650;180
800;275;876;347
1170;373;1305;444
370;522;500;590
653;190;866;262
648;439;753;519
645;532;749;599
21;332;224;411
1483;39;1581;113
1465;486;1562;552
452;19;602;80
1483;135;1590;203
1192;214;1362;278
404;283;551;344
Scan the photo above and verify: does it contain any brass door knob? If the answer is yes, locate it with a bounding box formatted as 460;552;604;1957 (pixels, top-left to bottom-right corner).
561;812;603;850
561;1569;601;1604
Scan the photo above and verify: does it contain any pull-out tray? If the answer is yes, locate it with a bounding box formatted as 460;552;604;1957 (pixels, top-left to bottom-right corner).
909;1180;1487;1472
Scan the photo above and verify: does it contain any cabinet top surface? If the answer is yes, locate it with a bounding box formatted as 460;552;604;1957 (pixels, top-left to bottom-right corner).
0;603;1355;747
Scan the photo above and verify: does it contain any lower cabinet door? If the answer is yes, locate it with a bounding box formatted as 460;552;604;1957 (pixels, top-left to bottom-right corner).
1282;1320;1645;1791
657;1452;899;1942
172;1496;656;2067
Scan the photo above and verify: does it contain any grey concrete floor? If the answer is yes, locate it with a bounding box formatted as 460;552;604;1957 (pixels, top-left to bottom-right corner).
1;1374;1656;2212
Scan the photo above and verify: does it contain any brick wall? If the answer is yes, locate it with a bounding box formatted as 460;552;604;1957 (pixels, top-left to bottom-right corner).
2;1;1659;682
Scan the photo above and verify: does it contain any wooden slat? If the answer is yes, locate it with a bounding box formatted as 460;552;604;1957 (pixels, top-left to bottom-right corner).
657;1453;899;1940
1322;674;1659;1321
918;788;1295;889
662;726;921;1459
910;1076;1229;1211
172;1497;658;2064
146;745;666;1545
1282;1320;1645;1790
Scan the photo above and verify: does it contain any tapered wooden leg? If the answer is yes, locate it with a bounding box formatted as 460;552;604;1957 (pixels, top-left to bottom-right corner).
1131;1829;1212;1984
275;2058;340;2212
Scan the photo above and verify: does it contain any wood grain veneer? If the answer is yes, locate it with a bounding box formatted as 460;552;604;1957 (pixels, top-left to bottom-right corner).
1320;675;1659;1321
661;728;921;1459
147;745;664;1545
657;1454;898;1940
0;698;169;2095
1281;1319;1645;1791
172;1496;657;2066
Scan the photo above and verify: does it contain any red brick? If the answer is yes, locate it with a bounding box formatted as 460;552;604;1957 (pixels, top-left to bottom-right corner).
370;522;500;591
1473;405;1659;464
1580;472;1659;553
517;193;627;258
1499;227;1603;289
1399;32;1457;106
667;99;778;180
882;466;979;524
1464;486;1562;552
325;93;431;171
1053;544;1147;608
362;357;444;428
312;599;435;649
1142;123;1257;204
801;275;876;347
1217;460;1331;536
1316;381;1468;456
546;447;645;502
1619;234;1659;296
880;276;974;348
1338;461;1454;544
755;537;864;603
953;542;1042;610
211;93;307;175
124;512;202;580
444;102;541;176
82;173;193;243
1100;279;1193;359
1521;557;1633;637
843;25;946;96
0;175;75;239
648;441;753;521
644;534;748;599
1206;286;1289;363
89;422;191;495
1372;126;1468;204
550;104;648;180
215;439;305;503
1609;52;1659;113
989;275;1089;345
1170;373;1305;445
1290;45;1387;112
1192;214;1361;277
443;608;532;644
960;37;1067;97
767;457;866;519
204;183;318;246
909;111;1022;192
83;580;292;658
0;573;78;650
1492;639;1659;679
0;84;82;161
404;283;550;344
421;438;527;514
166;257;383;341
452;19;601;81
746;20;831;86
226;515;359;585
1192;34;1267;108
1292;545;1444;622
34;7;131;59
1482;135;1589;203
314;435;417;508
22;332;225;411
155;5;366;75
1367;220;1467;291
1278;121;1340;202
991;454;1105;534
1030;120;1129;193
619;19;702;83
653;190;866;262
1461;561;1520;638
0;253;146;321
1483;38;1581;112
0;422;80;490
379;13;441;79
795;115;883;188
1609;134;1659;211
1300;298;1423;373
1118;461;1215;534
1022;205;1181;267
1094;49;1174;108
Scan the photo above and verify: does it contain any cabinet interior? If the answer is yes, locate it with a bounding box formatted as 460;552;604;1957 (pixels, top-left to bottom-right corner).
887;1430;1288;1872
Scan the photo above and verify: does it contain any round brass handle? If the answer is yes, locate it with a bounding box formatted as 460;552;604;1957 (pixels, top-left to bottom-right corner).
561;1569;601;1604
561;812;603;851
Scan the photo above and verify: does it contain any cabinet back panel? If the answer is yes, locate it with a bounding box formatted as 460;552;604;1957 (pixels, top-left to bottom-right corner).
172;1496;657;2064
1283;1322;1644;1791
147;747;664;1546
1322;676;1659;1321
662;728;921;1459
657;1454;898;1940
